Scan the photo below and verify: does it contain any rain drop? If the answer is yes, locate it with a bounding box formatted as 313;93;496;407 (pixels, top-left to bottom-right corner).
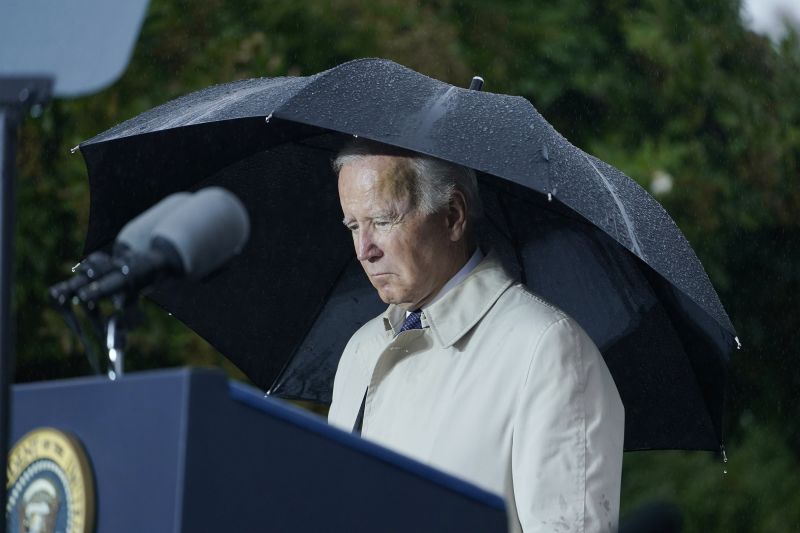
70;145;80;154
264;113;272;124
721;445;728;475
735;336;742;350
70;262;80;273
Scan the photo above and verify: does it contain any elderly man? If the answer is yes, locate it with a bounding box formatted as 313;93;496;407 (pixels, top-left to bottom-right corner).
328;139;624;533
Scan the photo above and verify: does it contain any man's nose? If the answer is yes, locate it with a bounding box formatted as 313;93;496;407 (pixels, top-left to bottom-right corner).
356;230;382;262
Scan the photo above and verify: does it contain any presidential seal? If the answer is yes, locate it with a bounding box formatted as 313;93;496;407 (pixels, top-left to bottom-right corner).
6;428;95;533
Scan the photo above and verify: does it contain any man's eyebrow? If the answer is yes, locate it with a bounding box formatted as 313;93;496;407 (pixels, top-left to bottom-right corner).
342;211;401;226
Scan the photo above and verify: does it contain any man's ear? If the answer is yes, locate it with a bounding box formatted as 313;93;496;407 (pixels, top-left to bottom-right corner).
446;189;469;242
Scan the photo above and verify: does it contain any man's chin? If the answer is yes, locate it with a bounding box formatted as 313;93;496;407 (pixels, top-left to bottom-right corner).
374;287;405;306
376;290;396;305
376;292;421;312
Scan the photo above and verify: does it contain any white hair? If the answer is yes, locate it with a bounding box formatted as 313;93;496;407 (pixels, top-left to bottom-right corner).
332;139;483;222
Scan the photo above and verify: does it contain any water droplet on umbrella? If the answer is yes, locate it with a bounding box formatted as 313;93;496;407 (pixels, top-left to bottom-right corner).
721;445;728;474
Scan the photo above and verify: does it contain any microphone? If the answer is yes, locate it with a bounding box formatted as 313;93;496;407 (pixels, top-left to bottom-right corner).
150;186;250;281
48;192;191;306
114;192;191;254
77;187;250;303
48;251;116;307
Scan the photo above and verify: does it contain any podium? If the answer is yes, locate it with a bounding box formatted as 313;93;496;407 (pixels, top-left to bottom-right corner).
9;368;507;532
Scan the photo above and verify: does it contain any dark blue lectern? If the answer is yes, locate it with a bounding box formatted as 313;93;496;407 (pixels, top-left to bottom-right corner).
10;369;506;532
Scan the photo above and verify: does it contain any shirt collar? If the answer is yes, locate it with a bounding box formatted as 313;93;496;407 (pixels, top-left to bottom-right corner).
383;250;514;346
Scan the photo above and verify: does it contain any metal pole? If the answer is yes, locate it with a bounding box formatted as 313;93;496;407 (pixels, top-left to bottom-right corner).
0;104;20;533
106;314;125;380
0;77;51;532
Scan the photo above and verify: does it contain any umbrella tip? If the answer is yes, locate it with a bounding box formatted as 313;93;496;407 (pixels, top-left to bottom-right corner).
469;76;484;91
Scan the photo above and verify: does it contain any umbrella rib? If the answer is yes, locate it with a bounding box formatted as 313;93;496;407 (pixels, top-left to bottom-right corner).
495;191;526;285
479;181;514;244
483;212;513;242
634;263;724;449
582;153;644;258
294;137;345;154
266;252;357;398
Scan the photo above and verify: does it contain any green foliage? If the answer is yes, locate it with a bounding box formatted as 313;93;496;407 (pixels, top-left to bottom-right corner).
11;0;799;529
622;422;800;532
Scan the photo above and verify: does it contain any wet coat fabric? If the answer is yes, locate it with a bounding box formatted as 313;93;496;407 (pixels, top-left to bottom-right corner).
328;252;625;532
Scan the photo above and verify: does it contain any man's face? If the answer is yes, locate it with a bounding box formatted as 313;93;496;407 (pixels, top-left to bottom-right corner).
338;155;461;311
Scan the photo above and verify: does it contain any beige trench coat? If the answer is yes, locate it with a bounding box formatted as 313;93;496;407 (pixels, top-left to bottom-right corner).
328;253;624;532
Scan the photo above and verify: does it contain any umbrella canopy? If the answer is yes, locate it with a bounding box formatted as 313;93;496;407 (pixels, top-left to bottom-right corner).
78;58;737;451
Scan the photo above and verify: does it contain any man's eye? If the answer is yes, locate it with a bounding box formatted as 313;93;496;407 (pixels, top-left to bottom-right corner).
375;218;396;228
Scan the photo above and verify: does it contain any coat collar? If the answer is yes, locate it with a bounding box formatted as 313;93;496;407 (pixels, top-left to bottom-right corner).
381;251;515;347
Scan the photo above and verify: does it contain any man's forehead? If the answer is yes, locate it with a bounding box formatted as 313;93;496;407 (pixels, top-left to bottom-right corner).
339;155;415;212
340;154;406;178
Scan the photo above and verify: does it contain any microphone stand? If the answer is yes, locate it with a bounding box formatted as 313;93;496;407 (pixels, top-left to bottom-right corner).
104;285;143;380
105;313;125;380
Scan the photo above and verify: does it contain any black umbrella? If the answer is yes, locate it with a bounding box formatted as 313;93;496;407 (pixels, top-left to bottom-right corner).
78;58;737;451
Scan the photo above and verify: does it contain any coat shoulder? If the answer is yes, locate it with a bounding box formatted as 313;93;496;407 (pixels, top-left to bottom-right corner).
494;282;570;327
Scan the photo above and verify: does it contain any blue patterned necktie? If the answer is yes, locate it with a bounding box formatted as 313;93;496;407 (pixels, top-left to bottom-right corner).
398;309;423;333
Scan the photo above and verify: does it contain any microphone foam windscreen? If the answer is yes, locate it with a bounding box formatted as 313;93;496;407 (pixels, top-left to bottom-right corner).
115;192;192;254
150;187;250;280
